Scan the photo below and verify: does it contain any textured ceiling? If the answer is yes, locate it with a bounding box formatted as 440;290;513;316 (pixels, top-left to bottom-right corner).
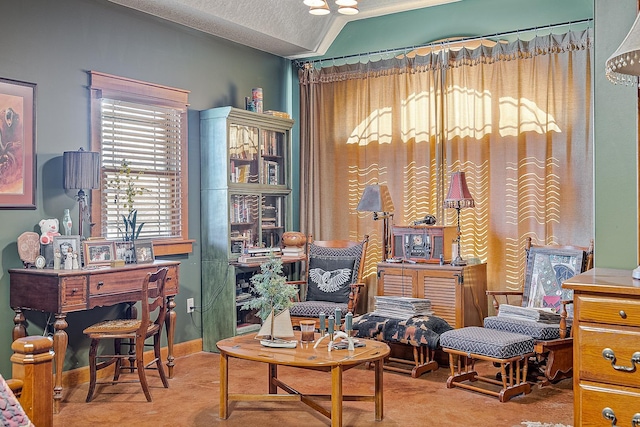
108;0;460;59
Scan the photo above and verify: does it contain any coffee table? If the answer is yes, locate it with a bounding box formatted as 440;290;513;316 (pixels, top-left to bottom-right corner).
217;333;390;427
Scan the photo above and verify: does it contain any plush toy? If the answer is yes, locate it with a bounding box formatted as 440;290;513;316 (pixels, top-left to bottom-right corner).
39;218;60;245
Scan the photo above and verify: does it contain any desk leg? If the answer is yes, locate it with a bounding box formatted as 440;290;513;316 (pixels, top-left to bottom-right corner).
219;352;229;419
12;308;27;341
53;313;68;414
166;296;176;378
269;363;277;394
331;365;343;427
374;357;384;421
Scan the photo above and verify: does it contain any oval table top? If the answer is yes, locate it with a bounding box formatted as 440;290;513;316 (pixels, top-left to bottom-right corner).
217;332;390;369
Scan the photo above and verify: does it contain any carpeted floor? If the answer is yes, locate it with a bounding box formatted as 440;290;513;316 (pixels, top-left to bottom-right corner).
52;351;574;426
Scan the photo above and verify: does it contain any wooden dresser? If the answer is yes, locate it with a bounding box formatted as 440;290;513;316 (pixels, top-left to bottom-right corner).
563;268;640;426
376;262;487;328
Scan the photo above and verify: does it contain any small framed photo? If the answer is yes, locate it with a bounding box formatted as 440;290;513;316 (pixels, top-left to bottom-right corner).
134;239;154;264
53;235;81;266
114;241;135;264
83;240;115;266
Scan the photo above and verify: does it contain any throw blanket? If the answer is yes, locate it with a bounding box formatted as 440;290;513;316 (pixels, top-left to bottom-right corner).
352;313;453;349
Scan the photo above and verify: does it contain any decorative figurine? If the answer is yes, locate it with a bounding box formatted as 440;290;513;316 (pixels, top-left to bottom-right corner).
72;251;79;270
64;247;73;270
63;209;72;236
17;231;40;268
53;248;61;270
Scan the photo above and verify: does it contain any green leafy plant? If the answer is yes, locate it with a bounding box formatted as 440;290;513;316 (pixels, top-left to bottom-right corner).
109;160;146;241
241;256;297;321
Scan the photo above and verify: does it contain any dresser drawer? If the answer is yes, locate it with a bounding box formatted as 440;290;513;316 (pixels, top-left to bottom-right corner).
576;294;640;326
577;380;640;427
61;276;87;310
576;324;640;388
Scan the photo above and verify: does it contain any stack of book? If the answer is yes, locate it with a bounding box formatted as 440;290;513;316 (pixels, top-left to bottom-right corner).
372;296;433;320
237;247;282;264
282;246;305;257
497;304;561;324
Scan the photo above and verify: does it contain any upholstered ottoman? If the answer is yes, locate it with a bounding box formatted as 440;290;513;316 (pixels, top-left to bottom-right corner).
352;313;453;377
439;327;535;402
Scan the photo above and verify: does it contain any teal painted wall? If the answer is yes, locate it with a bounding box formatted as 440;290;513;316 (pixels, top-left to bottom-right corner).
0;0;290;376
594;0;638;268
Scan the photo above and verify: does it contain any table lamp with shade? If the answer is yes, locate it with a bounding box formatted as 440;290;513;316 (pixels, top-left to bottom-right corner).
444;171;475;266
356;184;395;261
63;148;100;239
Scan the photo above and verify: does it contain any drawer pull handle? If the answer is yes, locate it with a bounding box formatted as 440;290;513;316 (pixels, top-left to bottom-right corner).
633;414;640;427
602;407;618;426
96;281;104;289
619;310;627;319
602;348;640;372
71;288;77;294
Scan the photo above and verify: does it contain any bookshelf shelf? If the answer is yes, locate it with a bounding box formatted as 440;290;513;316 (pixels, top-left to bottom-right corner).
200;106;295;350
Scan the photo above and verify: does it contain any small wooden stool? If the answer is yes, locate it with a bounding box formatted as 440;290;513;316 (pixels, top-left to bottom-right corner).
440;327;535;402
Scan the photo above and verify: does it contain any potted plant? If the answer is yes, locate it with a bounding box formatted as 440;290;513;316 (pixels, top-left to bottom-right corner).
109;160;146;242
241;256;298;347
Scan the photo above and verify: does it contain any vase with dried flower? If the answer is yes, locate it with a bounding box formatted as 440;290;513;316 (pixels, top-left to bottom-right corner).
109;160;146;262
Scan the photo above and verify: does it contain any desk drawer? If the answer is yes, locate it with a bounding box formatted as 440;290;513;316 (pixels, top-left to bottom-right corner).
89;270;142;296
577;324;640;388
61;276;87;310
576;294;640;326
578;380;640;427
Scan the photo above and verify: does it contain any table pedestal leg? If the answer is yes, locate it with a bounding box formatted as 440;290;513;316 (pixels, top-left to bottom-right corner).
219;352;228;419
166;296;176;378
53;313;68;414
374;358;384;421
331;365;343;427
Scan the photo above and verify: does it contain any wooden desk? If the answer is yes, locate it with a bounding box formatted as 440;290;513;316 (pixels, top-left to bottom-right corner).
216;333;390;427
9;260;180;412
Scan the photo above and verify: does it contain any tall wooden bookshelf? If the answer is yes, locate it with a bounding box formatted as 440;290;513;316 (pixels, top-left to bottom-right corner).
200;107;294;351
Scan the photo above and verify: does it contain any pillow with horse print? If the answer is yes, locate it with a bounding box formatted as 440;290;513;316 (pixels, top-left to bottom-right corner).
305;255;357;303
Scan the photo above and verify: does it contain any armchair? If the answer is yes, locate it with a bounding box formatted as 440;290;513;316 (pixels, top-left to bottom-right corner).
288;235;369;328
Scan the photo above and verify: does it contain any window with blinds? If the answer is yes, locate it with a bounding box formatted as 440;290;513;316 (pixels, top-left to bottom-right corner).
100;99;182;240
89;71;191;254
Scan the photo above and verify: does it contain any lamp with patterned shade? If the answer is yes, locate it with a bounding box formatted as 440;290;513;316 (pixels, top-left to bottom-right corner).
356;184;394;261
444;171;475;266
63;148;100;239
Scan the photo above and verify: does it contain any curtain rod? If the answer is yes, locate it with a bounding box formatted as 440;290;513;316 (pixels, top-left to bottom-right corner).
295;18;593;69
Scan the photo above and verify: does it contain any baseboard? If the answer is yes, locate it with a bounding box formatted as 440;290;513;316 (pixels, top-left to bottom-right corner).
61;338;203;388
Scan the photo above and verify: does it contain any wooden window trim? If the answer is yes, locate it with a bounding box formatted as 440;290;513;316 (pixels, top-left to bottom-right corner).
89;71;193;256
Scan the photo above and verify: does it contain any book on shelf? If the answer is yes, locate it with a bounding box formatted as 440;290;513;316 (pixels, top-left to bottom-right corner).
237;254;278;264
246;246;282;255
282;247;305;257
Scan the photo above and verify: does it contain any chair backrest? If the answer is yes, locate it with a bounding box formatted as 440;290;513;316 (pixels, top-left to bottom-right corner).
137;267;169;337
521;237;594;314
303;236;369;303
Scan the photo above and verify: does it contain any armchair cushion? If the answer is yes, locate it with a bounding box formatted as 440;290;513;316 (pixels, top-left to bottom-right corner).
484;316;561;340
306;254;356;303
289;301;349;318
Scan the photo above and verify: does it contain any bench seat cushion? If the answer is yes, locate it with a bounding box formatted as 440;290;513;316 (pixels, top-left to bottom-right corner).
483;316;561;340
440;326;534;359
352;313;453;349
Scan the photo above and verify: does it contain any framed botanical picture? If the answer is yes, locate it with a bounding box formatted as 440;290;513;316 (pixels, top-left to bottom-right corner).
0;78;36;209
134;239;154;264
52;235;81;266
83;240;115;266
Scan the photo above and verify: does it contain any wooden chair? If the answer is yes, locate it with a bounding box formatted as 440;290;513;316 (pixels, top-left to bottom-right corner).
288;235;369;328
440;237;593;401
485;237;594;385
83;267;169;402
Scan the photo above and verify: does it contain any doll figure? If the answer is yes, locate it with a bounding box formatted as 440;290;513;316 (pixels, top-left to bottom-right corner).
53;248;61;270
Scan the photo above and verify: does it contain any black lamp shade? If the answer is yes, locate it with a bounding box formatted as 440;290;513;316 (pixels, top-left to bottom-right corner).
63;149;100;190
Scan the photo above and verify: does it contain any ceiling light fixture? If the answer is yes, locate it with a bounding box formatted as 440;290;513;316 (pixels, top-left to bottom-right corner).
306;0;359;15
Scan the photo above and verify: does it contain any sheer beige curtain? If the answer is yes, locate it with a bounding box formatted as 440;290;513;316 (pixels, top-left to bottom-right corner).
298;28;593;300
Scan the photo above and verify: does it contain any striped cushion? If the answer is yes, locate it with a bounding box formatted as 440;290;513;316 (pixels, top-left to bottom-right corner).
440;326;534;359
483;316;561;340
289;300;349;318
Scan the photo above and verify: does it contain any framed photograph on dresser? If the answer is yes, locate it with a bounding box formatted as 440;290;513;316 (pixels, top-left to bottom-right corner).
83;240;114;266
134;239;154;264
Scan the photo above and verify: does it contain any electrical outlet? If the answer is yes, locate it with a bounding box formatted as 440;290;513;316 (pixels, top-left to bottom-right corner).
186;298;195;314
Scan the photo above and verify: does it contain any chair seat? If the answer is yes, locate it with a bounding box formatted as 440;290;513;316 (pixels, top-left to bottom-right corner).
483;316;561;340
289;301;349;318
352;313;453;349
440;326;534;359
83;319;160;337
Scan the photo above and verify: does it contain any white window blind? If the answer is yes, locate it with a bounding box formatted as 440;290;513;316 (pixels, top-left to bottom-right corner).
100;98;182;240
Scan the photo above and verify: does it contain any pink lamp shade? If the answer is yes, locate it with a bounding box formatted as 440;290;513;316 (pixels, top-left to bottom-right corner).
444;171;475;209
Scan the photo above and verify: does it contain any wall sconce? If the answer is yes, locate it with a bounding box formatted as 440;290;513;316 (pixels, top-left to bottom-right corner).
63;148;100;239
356;184;394;261
444;171;475;266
